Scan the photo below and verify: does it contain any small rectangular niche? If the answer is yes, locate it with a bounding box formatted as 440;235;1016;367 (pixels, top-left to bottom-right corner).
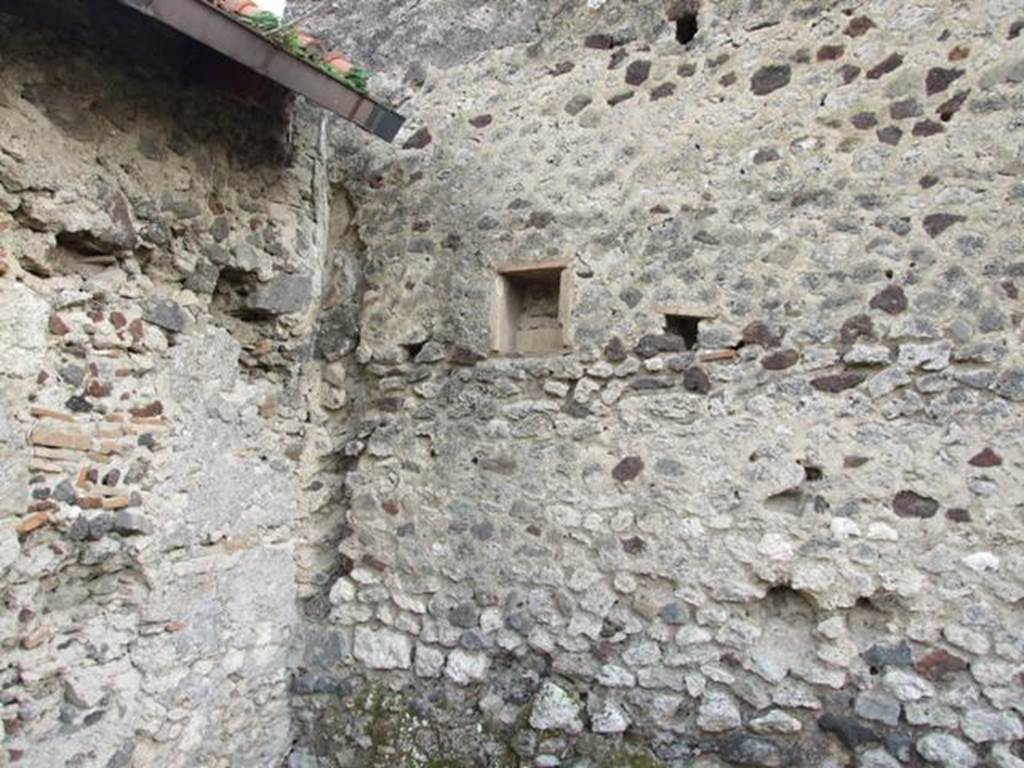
663;313;703;349
491;261;571;356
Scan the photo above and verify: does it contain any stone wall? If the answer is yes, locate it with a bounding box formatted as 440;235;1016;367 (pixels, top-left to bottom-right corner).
2;0;1024;767
0;3;331;765
291;0;1024;766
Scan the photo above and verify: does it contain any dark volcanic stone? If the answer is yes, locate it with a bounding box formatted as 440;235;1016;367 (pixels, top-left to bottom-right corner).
937;90;969;120
635;334;688;358
922;213;966;238
683;366;711;394
584;33;613;49
448;346;485;366
631;377;672;391
469;114;493;128
607;91;635;107
841;317;876;344
565;95;593;116
892;490;939;519
612;456;645;482
890;98;923;120
912;119;945;137
866;53;904;80
650;82;676;101
550;61;575;76
863;641;913;669
625;60;652;86
741;321;784;348
751;65;792;96
604;337;628;362
141;298;188;333
838;64;861;84
402;127;432;150
753;148;780;164
877;126;903;145
810;372;865;393
49;314;69;335
968;447;1002;467
915;648;968;680
844;16;876;37
817;44;845;62
818;714;881;750
245;273;314;317
66;396;93;414
925;67;965;96
870;285;908;315
621;536;647;554
946;508;971;523
850;112;878;129
761;350;800;370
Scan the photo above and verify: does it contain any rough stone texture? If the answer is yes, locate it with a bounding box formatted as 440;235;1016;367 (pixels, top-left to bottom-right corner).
0;4;316;766
529;681;584;733
916;732;978;767
4;0;1024;766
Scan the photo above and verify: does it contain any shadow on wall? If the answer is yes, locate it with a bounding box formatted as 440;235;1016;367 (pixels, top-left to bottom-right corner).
0;0;295;160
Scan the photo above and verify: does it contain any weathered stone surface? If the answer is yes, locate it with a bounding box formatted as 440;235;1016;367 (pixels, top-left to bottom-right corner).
855;690;901;726
612;456;644;482
720;734;784;767
926;67;965;95
245;272;314;317
353;628;412;670
961;709;1023;743
142;297;189;333
892;491;939;519
7;1;1024;766
867;53;904;79
810;372;865;393
923;213;967;238
625;60;651;86
761;350;799;370
818;713;880;749
697;690;742;732
870;285;908;315
751;65;791;95
529;681;583;733
445;649;489;684
916;733;977;767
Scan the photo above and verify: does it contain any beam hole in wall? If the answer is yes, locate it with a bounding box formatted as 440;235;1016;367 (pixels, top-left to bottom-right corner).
668;1;700;45
403;340;426;360
492;262;571;356
663;313;702;349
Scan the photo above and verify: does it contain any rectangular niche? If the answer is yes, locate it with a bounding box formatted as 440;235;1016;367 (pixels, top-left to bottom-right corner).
659;305;714;350
491;261;571;356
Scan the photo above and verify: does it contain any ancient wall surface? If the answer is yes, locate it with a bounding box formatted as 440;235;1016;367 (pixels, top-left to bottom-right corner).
3;0;1024;767
0;3;335;765
291;0;1024;766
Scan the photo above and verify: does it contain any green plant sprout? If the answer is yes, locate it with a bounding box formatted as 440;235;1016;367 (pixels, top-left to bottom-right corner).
237;10;372;94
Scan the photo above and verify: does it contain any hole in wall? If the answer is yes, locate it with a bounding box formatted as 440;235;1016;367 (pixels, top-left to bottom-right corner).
765;488;804;515
668;1;700;45
492;263;571;356
803;465;824;482
403;340;426;359
663;314;702;349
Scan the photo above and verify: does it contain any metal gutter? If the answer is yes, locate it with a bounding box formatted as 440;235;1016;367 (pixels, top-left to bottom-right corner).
119;0;405;142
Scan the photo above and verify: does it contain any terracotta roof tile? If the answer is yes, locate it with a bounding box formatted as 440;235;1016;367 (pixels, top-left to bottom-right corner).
207;0;370;93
